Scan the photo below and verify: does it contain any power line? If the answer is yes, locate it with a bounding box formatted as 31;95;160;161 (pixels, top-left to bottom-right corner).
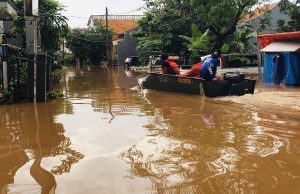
65;16;90;19
109;6;145;15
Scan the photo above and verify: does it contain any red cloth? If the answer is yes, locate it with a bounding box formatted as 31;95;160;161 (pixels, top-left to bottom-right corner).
257;31;300;48
166;59;180;75
180;63;202;78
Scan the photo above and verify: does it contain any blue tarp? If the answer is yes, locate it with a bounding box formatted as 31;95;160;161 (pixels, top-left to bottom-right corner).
263;52;300;86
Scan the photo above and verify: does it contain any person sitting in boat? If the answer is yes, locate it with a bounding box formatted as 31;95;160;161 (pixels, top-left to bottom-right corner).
180;55;202;78
200;50;222;81
161;53;180;75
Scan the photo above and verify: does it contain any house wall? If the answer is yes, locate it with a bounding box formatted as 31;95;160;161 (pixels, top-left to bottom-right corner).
245;6;290;33
117;31;138;66
238;6;290;54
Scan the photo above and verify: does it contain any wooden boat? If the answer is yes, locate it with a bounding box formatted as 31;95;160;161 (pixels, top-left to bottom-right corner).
139;72;256;97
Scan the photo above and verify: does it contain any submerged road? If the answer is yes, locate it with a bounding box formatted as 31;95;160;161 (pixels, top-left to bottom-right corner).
0;65;300;194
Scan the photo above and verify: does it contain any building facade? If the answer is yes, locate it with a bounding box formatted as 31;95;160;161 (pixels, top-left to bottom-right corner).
87;15;143;65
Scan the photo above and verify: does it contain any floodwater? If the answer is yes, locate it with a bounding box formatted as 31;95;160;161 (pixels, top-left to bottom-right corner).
1;65;300;194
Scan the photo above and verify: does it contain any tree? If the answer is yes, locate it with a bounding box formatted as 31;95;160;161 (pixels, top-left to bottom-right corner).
277;0;300;32
133;0;196;64
188;0;270;50
38;0;69;53
66;25;111;65
12;0;68;53
135;0;270;62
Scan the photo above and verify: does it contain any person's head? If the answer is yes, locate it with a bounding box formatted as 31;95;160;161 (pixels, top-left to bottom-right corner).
160;53;169;61
211;50;221;59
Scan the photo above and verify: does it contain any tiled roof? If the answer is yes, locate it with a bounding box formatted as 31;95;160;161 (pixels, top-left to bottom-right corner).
94;19;139;33
239;3;279;24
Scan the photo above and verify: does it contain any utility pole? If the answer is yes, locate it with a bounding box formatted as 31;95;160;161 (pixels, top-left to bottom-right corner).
33;18;37;103
62;39;65;66
105;7;110;65
25;17;38;103
25;0;39;102
106;7;108;42
256;37;263;81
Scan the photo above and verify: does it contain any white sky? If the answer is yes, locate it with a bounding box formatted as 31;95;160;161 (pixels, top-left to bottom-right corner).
57;0;145;28
57;0;287;28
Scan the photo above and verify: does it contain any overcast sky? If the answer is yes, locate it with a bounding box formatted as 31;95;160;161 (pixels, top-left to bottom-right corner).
57;0;145;28
57;0;286;28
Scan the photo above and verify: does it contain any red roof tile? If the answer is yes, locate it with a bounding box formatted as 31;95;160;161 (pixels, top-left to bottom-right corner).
239;3;279;24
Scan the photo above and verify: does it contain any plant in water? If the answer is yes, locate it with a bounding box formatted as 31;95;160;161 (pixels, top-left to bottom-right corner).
48;89;64;99
0;85;14;104
51;69;63;84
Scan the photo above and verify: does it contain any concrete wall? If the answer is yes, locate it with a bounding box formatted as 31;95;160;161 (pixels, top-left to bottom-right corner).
246;6;290;33
117;30;138;66
238;6;291;54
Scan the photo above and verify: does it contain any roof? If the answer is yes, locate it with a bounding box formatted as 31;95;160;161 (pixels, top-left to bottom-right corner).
87;15;143;28
261;41;300;52
239;2;279;24
94;19;139;34
257;31;300;48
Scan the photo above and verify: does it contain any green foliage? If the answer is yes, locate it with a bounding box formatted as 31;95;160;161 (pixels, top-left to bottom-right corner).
256;12;272;34
10;62;28;85
134;0;195;59
12;0;69;53
64;54;76;64
137;0;269;60
0;85;14;104
135;37;163;65
38;0;69;53
48;89;64;99
66;24;111;64
221;44;230;54
227;25;256;53
180;24;212;55
51;69;63;85
277;0;300;32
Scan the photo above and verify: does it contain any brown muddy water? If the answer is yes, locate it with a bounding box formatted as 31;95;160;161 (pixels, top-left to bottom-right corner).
1;65;300;194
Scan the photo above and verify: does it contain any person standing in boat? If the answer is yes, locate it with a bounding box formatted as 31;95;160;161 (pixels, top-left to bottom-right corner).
180;55;203;78
200;50;222;80
161;53;180;75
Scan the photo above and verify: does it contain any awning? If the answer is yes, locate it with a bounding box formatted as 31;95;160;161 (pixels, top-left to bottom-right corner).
261;41;300;52
257;31;300;48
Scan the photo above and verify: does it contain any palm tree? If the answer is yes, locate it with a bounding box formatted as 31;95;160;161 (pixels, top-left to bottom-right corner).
12;0;69;54
38;0;69;54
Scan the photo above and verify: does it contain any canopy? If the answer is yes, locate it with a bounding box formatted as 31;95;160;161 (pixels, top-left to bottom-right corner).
257;31;300;48
261;41;300;52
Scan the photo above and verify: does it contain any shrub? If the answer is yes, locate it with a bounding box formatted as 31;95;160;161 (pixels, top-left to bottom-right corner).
51;69;63;85
48;89;64;99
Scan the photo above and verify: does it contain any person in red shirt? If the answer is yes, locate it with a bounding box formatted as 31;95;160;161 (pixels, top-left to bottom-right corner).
161;54;180;75
180;55;202;78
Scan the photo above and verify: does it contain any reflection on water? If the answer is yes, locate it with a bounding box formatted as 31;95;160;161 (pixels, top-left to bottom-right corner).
1;65;300;194
121;95;300;193
121;68;300;194
0;101;83;193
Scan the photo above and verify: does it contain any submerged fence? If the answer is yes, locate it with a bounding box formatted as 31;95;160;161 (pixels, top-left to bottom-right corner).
0;44;54;102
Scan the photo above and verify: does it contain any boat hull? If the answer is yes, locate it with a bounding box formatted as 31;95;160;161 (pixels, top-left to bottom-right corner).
140;73;256;97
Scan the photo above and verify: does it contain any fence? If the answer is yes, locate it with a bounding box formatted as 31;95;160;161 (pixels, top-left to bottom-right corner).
1;43;54;102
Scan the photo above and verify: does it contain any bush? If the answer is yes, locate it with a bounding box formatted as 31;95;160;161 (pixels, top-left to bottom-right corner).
48;89;64;99
0;85;14;104
51;69;63;85
64;54;76;64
